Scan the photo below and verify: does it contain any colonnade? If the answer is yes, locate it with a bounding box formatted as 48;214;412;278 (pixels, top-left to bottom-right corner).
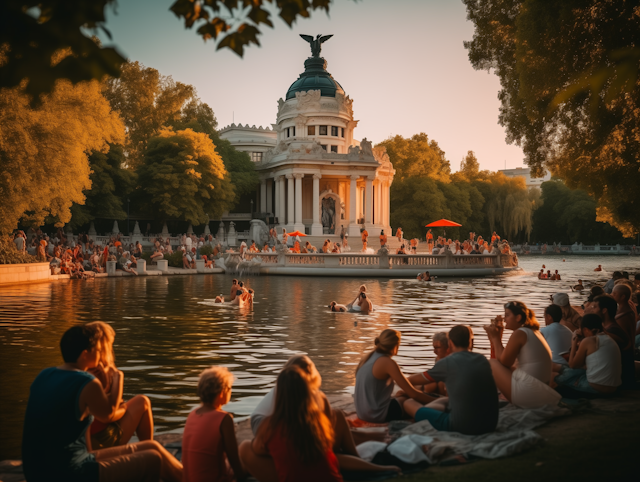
259;173;390;236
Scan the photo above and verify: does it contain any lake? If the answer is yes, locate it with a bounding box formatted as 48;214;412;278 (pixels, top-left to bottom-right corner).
1;255;638;459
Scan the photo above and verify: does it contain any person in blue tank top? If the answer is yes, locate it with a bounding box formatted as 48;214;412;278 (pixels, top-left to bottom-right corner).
22;324;182;482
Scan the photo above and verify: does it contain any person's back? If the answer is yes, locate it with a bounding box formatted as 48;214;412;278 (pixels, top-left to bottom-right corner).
540;304;572;365
427;351;498;435
265;424;341;482
354;351;393;422
516;327;553;383
182;409;233;482
22;367;98;482
586;333;622;388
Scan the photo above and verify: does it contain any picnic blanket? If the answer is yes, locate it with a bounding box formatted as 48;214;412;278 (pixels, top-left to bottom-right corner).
357;403;569;465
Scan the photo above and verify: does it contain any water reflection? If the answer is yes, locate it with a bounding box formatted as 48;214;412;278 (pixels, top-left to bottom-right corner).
1;256;638;459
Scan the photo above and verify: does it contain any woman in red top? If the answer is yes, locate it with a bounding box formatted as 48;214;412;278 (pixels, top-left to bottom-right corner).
182;366;246;482
240;366;342;482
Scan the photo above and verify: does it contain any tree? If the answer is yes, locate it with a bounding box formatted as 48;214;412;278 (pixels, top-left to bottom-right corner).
390;177;448;240
1;0;334;102
377;133;451;182
104;61;198;167
458;150;480;180
531;180;627;244
462;0;640;232
137;127;235;224
0;78;124;234
69;145;137;229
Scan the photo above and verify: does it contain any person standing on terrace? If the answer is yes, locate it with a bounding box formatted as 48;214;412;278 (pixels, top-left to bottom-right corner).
396;227;403;243
426;229;433;254
379;230;387;248
361;227;368;245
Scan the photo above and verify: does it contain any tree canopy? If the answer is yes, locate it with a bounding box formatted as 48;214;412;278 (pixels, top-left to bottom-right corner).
0;77;124;234
1;0;335;102
462;0;640;232
137;128;235;224
376;133;450;182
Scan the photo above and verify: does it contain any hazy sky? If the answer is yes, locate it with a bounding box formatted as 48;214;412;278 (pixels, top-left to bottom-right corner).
99;0;525;172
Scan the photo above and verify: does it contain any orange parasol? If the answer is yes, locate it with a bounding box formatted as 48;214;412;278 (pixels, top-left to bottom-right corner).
425;219;461;237
287;230;307;237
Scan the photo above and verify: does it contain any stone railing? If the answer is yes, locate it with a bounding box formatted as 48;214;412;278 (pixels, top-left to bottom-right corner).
224;251;514;270
513;243;637;255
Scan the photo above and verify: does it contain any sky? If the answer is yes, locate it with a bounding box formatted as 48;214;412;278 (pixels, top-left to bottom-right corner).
98;0;525;172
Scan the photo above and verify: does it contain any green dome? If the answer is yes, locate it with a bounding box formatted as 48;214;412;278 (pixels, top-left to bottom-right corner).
286;57;345;100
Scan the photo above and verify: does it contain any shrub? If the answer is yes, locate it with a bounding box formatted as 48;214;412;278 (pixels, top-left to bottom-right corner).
164;251;184;268
200;245;213;257
0;236;38;264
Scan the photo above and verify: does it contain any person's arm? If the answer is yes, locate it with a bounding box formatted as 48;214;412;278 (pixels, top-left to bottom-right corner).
495;330;527;368
220;414;247;480
79;370;125;422
251;418;270;456
568;335;591;369
374;357;434;404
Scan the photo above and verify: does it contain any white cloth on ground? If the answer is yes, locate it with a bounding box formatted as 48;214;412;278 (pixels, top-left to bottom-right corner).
383;403;568;464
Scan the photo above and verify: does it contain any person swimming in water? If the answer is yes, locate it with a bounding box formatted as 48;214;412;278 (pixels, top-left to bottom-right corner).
417;271;433;281
328;301;348;312
572;279;585;291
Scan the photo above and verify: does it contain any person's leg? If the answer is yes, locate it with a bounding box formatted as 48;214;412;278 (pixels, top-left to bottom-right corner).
331;409;357;456
238;440;278;482
336;454;401;473
413;407;451;431
424;397;449;412
489;359;513;401
118;395;154;444
402;399;424;419
95;440;181;482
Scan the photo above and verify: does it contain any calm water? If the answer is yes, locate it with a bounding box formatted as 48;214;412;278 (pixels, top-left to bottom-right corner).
1;255;639;459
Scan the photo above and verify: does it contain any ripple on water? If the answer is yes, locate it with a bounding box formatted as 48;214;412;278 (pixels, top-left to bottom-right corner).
0;255;638;459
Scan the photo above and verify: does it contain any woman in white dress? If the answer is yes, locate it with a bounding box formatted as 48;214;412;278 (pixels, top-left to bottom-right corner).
484;301;561;409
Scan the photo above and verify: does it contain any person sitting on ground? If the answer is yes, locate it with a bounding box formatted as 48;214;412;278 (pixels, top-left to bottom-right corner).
611;285;638;388
484;301;561;409
407;332;450;397
604;271;622;293
332;242;341;253
469;244;480;255
182;366;247;482
281;229;288;246
540;304;572;366
594;264;603;271
572;279;585;291
553;292;582;331
244;356;400;480
262;243;270;253
87;322;153;450
249;240;258;253
305;241;317;253
122;252;138;276
22;324;182;482
292;240;301;253
396;244;406;255
204;254;215;269
182;248;193;269
354;329;435;423
402;326;499;435
553;314;621;394
329;301;348;312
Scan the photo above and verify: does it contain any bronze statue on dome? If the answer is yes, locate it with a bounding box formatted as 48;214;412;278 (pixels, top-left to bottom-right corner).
300;34;333;58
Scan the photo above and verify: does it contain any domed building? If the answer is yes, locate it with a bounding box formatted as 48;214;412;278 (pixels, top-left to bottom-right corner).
221;37;395;239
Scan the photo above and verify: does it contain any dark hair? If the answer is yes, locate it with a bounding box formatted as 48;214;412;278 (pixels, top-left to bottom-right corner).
361;293;367;299
545;304;563;323
232;279;238;283
588;286;605;301
239;281;244;287
504;301;540;330
59;325;100;363
581;314;603;332
448;325;472;349
594;294;617;319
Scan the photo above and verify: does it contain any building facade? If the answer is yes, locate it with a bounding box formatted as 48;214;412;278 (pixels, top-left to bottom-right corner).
221;47;395;237
218;124;277;163
499;167;551;190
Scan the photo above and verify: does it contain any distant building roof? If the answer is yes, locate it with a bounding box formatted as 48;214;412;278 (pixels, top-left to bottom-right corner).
499;167;550;189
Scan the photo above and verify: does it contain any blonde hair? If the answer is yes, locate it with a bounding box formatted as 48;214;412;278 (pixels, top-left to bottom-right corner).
197;366;234;405
284;354;321;391
356;329;401;374
86;321;116;368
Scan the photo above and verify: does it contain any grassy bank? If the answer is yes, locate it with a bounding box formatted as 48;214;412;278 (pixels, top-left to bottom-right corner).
396;407;639;482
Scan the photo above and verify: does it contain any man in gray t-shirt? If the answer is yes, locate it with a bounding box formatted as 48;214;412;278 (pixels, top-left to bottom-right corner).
404;325;499;435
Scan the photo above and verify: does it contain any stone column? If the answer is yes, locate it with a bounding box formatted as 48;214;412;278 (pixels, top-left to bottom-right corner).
386;180;392;232
274;178;280;221
365;177;373;225
311;174;323;235
294;173;304;232
260;180;267;213
266;179;273;214
348;175;360;237
278;176;286;228
286;174;294;230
